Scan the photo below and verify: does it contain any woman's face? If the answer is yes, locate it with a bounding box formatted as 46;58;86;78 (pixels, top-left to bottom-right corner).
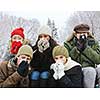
17;54;31;66
11;35;23;43
39;34;50;41
54;55;67;65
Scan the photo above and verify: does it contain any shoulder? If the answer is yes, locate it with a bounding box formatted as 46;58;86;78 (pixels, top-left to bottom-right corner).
65;65;82;75
23;39;31;45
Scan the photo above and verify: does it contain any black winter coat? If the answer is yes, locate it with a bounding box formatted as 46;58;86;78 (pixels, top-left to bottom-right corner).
49;66;83;88
30;37;58;72
30;47;55;71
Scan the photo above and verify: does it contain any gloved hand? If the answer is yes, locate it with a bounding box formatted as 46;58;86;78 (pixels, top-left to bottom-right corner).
50;62;65;80
37;39;50;53
17;61;29;77
75;35;87;52
10;41;22;54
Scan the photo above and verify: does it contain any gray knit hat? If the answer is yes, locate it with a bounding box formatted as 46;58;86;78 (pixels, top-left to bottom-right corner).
38;25;52;36
52;46;69;59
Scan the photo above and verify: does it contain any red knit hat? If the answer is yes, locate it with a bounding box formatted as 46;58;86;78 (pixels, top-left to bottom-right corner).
11;27;25;39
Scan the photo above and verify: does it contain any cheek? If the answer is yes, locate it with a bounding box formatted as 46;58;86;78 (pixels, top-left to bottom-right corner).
62;58;67;64
54;59;58;62
16;40;23;43
27;60;31;64
46;37;50;41
17;58;23;65
11;38;16;42
85;34;88;38
76;34;80;39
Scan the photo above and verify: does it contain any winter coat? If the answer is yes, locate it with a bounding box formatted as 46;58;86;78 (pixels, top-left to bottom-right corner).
2;39;31;61
30;37;58;72
0;58;30;88
30;47;56;71
64;34;100;68
49;57;83;88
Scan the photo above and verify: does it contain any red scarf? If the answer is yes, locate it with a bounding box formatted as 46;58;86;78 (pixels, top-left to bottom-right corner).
10;41;22;54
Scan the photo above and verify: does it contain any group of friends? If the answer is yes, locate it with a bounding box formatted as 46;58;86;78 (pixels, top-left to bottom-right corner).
0;24;100;88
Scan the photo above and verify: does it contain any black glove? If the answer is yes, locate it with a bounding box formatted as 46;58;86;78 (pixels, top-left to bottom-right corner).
17;61;29;77
75;35;87;52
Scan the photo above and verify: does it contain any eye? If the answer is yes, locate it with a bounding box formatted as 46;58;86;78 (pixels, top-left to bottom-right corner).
44;35;48;38
18;37;22;40
60;56;63;59
39;35;42;38
55;57;58;60
21;56;26;59
27;58;30;60
12;37;17;40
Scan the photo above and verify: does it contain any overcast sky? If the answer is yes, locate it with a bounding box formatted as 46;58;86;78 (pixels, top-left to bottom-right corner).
0;0;100;28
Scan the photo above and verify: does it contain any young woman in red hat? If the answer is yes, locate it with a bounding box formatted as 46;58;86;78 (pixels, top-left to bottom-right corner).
3;27;31;61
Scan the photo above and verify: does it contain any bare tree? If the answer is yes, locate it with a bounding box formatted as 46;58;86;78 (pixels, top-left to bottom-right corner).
47;18;59;43
0;12;40;62
65;11;100;42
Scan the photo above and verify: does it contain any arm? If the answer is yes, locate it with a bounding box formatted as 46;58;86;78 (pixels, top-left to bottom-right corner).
64;41;73;52
64;41;80;61
0;64;22;87
91;41;100;54
83;46;100;64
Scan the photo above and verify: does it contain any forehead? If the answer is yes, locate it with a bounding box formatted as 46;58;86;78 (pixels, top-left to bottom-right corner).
76;32;88;34
39;34;49;36
12;35;23;38
55;55;65;58
18;54;30;58
76;32;88;36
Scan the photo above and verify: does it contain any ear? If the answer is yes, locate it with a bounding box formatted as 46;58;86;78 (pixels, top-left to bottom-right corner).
66;58;68;63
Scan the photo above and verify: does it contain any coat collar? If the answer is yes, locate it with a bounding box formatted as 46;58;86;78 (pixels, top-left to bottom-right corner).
64;57;80;71
7;58;18;71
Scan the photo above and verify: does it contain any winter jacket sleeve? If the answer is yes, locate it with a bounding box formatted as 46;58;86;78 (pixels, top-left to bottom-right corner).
64;42;80;61
64;41;100;65
89;39;100;54
64;41;73;53
64;41;79;58
0;62;23;87
59;66;83;88
82;46;100;64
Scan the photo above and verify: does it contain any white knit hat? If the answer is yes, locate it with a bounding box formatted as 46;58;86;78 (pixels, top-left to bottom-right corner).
38;25;52;36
